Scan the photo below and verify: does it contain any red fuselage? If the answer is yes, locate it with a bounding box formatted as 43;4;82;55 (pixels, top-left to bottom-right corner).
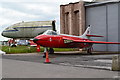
34;34;92;49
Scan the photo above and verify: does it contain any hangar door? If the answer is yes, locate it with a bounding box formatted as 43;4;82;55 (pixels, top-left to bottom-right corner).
86;3;119;51
86;5;108;51
107;3;119;51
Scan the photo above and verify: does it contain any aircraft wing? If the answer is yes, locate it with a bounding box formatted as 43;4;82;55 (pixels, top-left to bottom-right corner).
73;40;120;44
62;37;120;44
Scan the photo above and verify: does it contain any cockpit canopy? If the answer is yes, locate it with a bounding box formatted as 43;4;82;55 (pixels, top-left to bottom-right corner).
43;30;58;35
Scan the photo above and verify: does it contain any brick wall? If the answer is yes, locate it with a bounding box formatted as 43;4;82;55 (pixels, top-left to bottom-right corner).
60;1;85;36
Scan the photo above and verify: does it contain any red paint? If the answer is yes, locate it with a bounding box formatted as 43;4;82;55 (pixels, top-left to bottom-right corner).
36;45;40;52
33;28;120;50
29;40;37;46
34;34;92;48
44;51;51;63
34;33;120;50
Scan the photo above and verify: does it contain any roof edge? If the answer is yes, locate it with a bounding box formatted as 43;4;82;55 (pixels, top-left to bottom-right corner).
85;0;120;7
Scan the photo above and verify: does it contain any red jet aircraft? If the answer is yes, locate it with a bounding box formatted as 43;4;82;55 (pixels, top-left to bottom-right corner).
33;26;120;57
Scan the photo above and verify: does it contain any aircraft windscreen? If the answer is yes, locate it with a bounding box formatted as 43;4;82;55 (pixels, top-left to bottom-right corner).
43;30;58;35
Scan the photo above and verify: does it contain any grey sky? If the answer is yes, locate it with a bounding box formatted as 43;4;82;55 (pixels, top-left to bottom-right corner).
0;0;91;41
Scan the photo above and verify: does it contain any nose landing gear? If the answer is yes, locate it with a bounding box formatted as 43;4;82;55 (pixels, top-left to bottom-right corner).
43;48;54;58
49;48;54;54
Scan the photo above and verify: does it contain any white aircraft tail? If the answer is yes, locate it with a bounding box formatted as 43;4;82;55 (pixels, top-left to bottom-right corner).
80;25;103;39
80;25;91;39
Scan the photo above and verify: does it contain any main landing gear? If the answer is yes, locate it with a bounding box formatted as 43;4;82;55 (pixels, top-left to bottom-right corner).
87;47;93;55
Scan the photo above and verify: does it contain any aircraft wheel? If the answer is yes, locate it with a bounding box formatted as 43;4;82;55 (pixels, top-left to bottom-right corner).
87;48;92;55
11;44;17;47
49;48;54;54
43;52;46;58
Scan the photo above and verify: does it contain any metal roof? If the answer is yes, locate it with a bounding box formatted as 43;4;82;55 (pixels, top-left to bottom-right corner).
85;0;120;7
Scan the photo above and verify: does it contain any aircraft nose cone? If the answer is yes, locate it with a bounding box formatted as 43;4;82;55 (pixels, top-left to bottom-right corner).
1;31;6;37
33;38;39;43
1;31;10;38
1;32;4;36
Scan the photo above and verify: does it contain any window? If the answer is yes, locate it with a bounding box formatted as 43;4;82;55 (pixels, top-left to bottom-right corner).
43;30;58;35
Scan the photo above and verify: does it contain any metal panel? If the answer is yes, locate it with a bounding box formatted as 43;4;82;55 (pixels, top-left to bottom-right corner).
107;3;119;51
86;5;107;51
119;2;120;51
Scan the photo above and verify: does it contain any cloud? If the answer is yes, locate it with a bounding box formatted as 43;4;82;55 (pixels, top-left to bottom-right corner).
0;1;62;41
2;7;39;19
0;2;60;26
0;0;92;41
0;0;81;3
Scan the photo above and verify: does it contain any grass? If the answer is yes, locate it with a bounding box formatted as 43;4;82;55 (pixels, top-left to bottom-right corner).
54;48;78;52
1;46;77;54
1;46;38;54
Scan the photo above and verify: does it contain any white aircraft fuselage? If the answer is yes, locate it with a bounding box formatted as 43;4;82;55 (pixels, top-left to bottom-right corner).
2;21;55;39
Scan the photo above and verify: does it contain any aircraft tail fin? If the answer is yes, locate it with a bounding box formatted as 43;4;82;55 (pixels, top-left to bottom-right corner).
80;25;104;39
80;25;91;39
52;20;56;32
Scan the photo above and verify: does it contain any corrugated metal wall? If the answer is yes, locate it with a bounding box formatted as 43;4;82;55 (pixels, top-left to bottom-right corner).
107;3;119;51
119;2;120;51
86;2;120;51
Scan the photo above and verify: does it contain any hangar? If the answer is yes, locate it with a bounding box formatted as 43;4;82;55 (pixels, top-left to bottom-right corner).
60;0;120;52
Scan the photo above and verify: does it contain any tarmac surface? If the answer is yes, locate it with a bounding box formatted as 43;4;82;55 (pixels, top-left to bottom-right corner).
2;52;120;78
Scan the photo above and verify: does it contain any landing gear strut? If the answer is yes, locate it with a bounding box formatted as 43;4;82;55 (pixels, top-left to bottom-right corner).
43;48;47;58
43;48;51;63
49;48;54;54
43;53;46;58
87;47;93;55
43;48;54;58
